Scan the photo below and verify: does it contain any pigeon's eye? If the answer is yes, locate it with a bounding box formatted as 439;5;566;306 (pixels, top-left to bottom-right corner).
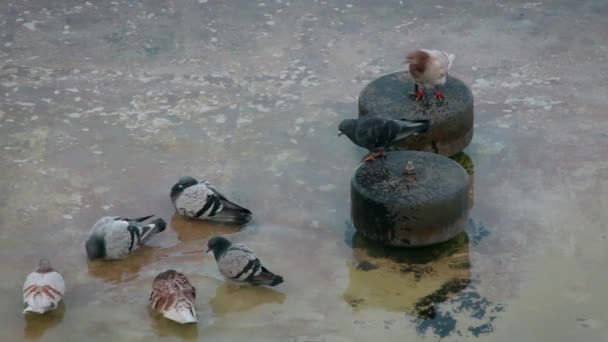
177;185;183;189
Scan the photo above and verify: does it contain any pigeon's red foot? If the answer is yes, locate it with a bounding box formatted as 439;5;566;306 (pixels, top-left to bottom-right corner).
434;90;445;100
362;151;385;162
410;90;426;101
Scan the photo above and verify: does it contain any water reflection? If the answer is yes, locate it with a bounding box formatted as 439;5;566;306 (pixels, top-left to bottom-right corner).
209;282;286;315
23;302;65;340
171;213;244;243
148;307;199;341
343;230;471;317
87;247;163;283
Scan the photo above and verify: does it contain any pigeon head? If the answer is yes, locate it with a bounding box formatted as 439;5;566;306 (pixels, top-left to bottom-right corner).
206;236;232;258
338;119;357;140
85;234;106;260
170;176;199;200
37;259;53;273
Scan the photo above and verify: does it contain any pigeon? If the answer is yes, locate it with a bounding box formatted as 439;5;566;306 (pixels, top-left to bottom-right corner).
85;215;166;260
23;259;65;314
170;176;252;225
406;49;455;101
149;270;197;324
206;236;283;287
338;116;430;162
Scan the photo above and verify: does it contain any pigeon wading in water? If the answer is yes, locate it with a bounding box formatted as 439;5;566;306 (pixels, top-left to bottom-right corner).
85;215;166;260
206;236;283;286
170;176;252;225
149;270;197;324
23;259;65;314
338;116;430;162
406;49;455;102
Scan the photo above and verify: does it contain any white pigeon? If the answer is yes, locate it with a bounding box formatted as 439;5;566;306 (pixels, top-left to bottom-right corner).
85;215;166;260
149;270;197;324
170;176;252;225
206;236;283;286
406;49;455;101
23;259;65;314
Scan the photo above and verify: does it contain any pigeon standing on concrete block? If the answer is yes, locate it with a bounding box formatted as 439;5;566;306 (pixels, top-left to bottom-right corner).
149;270;197;324
206;236;283;287
406;49;455;101
338;116;430;162
170;176;252;225
85;215;166;260
22;259;65;314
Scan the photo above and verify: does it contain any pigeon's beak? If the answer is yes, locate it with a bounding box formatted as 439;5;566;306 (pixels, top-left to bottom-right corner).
337;131;344;137
205;247;211;254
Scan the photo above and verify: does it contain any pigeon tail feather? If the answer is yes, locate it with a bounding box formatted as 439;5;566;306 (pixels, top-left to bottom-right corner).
210;206;252;225
23;292;55;314
399;119;431;133
138;218;167;244
251;267;283;286
163;302;197;324
133;215;155;222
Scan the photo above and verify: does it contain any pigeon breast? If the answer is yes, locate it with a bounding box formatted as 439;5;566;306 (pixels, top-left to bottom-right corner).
99;219;134;259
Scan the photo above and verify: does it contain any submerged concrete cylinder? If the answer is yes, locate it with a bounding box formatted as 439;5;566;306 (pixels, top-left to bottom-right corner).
351;151;469;247
358;72;474;156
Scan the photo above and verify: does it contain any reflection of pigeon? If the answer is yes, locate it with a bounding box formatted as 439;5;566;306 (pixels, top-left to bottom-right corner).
85;215;166;260
206;236;283;286
170;176;252;225
338;116;430;162
23;259;65;314
406;49;455;101
149;270;197;324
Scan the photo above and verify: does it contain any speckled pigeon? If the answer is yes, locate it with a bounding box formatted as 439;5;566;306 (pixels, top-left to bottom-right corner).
170;176;252;225
85;215;166;260
206;236;283;286
338;116;430;162
23;259;65;314
149;270;197;324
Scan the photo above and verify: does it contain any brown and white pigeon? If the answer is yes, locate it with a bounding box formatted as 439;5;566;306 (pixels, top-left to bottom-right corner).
23;259;65;314
206;236;283;287
85;215;166;260
170;176;252;225
406;49;455;101
149;270;197;324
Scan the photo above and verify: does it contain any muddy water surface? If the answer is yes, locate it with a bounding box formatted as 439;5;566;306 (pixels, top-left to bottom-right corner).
1;0;607;341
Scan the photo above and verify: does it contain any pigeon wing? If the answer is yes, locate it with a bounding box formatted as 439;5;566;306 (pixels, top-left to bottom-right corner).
207;184;251;214
23;271;65;313
150;270;197;323
218;244;262;282
355;117;397;150
393;119;430;141
174;183;224;218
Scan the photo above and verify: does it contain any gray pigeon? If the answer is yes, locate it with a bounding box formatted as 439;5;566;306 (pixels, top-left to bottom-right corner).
85;215;166;260
170;176;252;225
338;116;430;162
206;236;283;286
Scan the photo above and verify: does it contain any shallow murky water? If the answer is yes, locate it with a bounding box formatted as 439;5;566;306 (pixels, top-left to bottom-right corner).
1;1;607;341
